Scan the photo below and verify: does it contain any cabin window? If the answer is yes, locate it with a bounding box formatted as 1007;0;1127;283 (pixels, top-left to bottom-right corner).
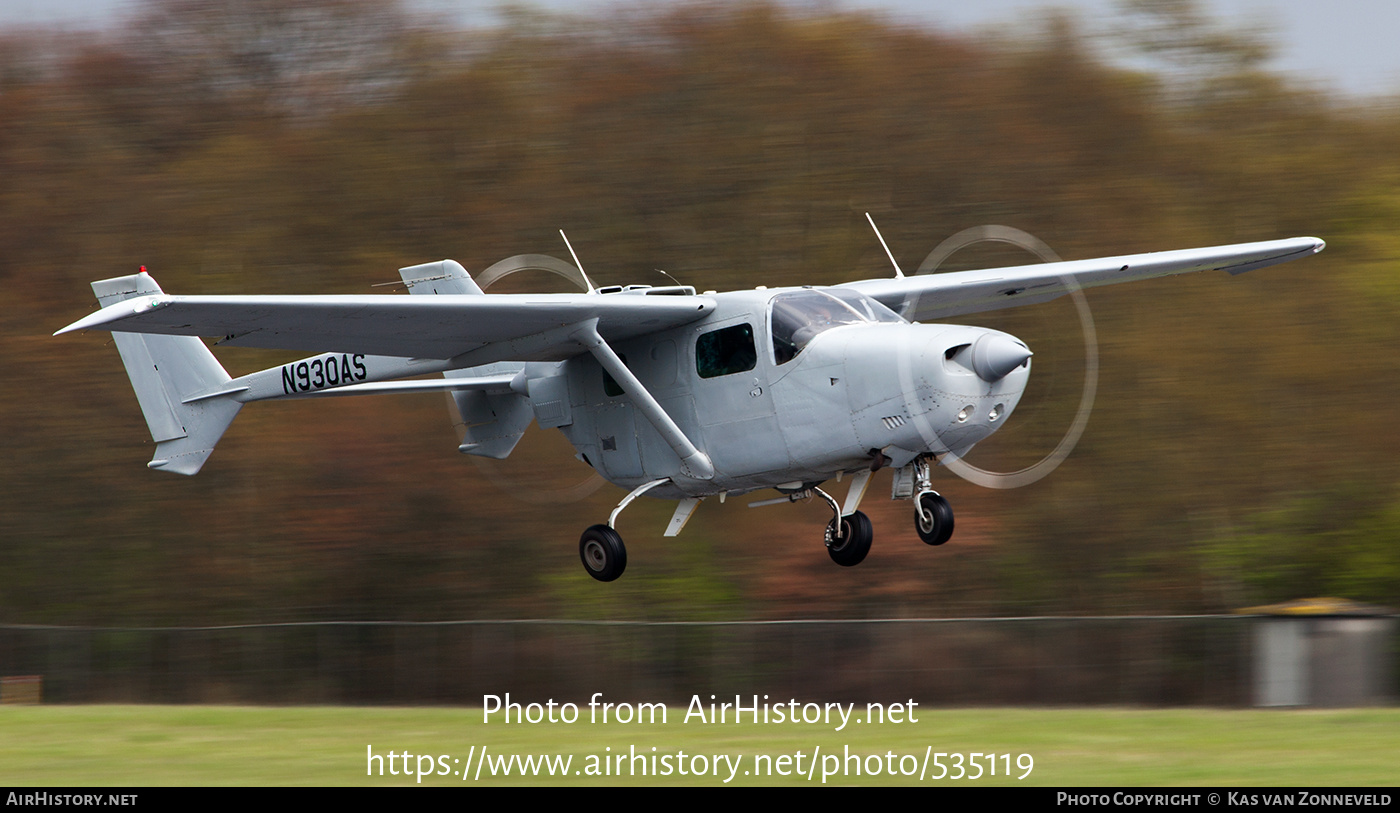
602;354;629;397
696;323;757;379
770;288;903;364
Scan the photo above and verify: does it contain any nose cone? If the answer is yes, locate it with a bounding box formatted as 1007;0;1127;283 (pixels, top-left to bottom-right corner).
971;333;1032;382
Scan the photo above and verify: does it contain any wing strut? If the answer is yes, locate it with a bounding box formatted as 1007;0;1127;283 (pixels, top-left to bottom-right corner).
570;320;714;480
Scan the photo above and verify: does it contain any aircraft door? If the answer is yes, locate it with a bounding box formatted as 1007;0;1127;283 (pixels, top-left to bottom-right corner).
691;319;787;477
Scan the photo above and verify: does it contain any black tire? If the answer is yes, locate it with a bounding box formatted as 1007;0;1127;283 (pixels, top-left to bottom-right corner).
579;524;627;582
827;510;873;567
916;492;954;546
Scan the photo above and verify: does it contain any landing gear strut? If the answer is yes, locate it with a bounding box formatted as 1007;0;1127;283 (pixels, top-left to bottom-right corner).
580;478;669;582
911;455;954;546
915;492;954;546
827;510;874;566
812;485;873;566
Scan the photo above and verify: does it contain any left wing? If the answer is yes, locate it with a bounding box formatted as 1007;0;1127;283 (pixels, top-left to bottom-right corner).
842;236;1324;322
58;288;717;361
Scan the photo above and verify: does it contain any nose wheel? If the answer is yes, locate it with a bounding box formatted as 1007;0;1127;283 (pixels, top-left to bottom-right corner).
915;491;954;546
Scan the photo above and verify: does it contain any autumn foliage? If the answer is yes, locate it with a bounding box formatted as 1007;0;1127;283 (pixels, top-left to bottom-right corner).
5;0;1399;625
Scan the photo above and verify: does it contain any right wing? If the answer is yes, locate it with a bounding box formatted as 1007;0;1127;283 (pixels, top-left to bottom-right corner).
841;236;1324;322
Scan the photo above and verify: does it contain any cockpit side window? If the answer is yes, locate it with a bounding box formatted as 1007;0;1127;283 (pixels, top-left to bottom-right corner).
696;323;757;379
770;289;903;364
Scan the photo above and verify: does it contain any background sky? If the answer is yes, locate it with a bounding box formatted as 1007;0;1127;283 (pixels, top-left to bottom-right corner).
1;0;1397;98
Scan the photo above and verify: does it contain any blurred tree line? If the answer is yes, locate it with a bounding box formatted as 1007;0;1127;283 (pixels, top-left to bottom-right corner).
3;0;1398;625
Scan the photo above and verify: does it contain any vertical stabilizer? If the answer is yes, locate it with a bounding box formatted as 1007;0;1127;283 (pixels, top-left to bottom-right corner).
91;272;242;475
397;259;484;295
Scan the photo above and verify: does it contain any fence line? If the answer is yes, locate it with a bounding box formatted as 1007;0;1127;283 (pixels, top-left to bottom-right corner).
0;617;1251;706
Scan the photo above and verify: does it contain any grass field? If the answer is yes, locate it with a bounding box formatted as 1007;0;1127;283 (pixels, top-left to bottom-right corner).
1;705;1396;786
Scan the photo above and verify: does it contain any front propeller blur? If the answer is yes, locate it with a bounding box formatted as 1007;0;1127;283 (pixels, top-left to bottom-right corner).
918;226;1098;489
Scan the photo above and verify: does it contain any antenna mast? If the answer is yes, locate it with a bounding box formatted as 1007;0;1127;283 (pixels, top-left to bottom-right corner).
865;213;905;279
559;230;597;293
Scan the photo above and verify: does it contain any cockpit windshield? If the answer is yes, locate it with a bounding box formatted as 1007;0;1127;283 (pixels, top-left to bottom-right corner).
770;288;904;364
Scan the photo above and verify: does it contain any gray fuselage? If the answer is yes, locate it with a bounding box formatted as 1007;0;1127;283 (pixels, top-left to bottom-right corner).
526;287;1031;500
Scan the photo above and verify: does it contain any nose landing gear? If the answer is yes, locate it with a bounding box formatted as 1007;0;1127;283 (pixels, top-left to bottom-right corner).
900;455;955;546
915;491;954;546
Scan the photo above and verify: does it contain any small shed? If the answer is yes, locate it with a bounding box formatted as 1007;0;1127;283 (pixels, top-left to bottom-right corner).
1239;597;1396;707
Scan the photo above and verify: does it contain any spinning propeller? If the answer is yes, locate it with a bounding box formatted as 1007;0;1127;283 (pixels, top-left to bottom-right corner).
905;225;1099;489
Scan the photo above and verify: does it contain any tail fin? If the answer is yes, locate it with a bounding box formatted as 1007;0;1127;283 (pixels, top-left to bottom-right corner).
397;259;484;295
92;272;241;475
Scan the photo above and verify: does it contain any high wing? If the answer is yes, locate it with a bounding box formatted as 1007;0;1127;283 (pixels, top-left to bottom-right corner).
57;290;717;361
841;237;1324;322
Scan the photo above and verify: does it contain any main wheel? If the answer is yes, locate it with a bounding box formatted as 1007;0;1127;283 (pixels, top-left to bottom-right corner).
579;524;627;582
827;510;873;567
916;492;954;546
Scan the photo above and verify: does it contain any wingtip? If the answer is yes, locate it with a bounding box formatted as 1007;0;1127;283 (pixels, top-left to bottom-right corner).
55;294;165;336
55;317;94;336
56;309;115;336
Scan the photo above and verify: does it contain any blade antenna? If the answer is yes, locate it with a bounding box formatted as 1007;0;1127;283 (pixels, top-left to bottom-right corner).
559;229;598;294
865;212;905;279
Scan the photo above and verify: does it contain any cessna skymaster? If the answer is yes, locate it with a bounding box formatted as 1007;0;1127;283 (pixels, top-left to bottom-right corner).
57;228;1324;581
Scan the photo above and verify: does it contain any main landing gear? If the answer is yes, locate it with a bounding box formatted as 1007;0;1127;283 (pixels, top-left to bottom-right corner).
802;483;872;566
579;477;671;582
827;510;873;566
580;524;627;582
